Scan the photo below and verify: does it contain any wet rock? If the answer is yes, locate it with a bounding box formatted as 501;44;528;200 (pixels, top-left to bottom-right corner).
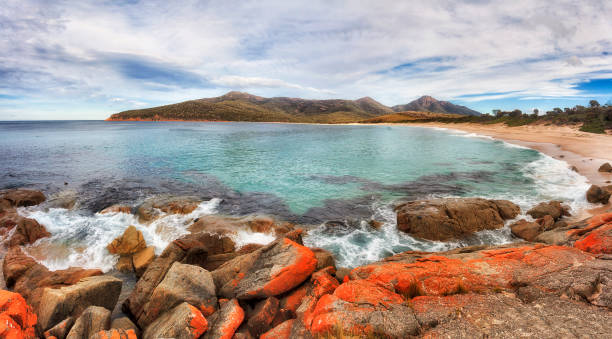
90;329;137;339
395;198;520;241
123;232;234;321
586;184;611;204
510;220;542;242
247;297;280;337
142;302;208;339
598;162;612;172
65;306;111;339
311;248;336;271
99;205;132;214
1;189;46;207
527;200;570;220
202;299;245;339
132;246;155;277
44;317;74;339
107;225;146;255
138;262;217;328
116;256;133;273
111;317;140;337
0;290;37;339
189;214;294;237
136;195;200;223
45;190;78;210
214;237;317;300
0;210;50;247
37;275;122;332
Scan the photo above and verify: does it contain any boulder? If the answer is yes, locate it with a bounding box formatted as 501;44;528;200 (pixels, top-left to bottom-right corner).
395;198;520;241
527;201;570;220
0;210;50;247
189;214;294;237
138;262;217;328
142;302;208;339
1;189;46;207
107;225;146;255
572;212;612;254
214;237;317;299
110;317;140;338
99;205;132;214
0;290;37;339
45;190;78;210
44;317;74;339
132;246;155;277
598;162;612;172
247;297;280;337
116;256;133;273
136;195;200;223
202;299;245;339
260;319;295;339
65;306;110;339
37;275;122;331
586;185;611;204
510;218;556;242
123;232;233;322
90;329;137;339
311;248;336;271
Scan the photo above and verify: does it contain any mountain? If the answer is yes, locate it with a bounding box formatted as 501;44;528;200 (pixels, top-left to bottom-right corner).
106;91;395;123
392;95;481;116
360;111;463;123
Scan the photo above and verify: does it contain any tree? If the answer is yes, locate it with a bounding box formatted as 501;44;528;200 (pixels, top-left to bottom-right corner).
589;100;600;108
533;108;539;115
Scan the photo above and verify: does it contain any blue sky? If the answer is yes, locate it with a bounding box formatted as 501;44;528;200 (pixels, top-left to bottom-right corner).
1;0;611;120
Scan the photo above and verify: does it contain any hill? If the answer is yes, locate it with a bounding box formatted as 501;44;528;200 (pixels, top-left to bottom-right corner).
106;91;395;123
360;111;463;123
392;95;481;116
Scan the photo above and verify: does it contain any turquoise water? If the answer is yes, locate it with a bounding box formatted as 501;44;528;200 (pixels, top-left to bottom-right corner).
0;121;590;268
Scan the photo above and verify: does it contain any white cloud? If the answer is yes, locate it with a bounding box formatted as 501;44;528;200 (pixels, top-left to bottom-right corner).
0;0;611;119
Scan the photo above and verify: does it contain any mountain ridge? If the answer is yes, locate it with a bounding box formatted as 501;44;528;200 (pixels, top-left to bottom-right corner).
106;91;480;123
392;95;481;116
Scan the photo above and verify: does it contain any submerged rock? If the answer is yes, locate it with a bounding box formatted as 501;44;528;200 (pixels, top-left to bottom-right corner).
136;195;201;223
395;198;520;241
99;204;132;214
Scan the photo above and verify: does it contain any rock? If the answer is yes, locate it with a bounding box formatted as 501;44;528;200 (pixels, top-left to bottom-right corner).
304;280;419;338
368;219;383;229
0;210;50;247
45;190;78;210
136;195;200;223
311;248;336;271
202;299;245;339
572;212;612;254
571;165;579;172
123;232;233;322
37;275;122;331
0;290;37;339
247;297;280;337
189;215;294;237
44;317;74;339
334;267;351;283
260;319;294;339
116;256;133;273
138;262;217;328
586;185;611;204
510;219;542;241
107;225;146;255
527;200;570;220
218;238;317;299
598;162;612;172
110;317;140;338
142;302;208;339
132;246;155;277
90;329;137;339
395;198;520;241
99;205;132;214
1;189;46;207
65;306;111;339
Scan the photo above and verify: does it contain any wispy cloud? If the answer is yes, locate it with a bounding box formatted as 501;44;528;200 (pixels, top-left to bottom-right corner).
0;0;611;119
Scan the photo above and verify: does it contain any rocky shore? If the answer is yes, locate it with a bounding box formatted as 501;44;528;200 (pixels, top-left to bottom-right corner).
1;188;612;338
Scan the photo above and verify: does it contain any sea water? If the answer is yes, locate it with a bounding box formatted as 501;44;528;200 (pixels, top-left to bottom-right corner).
0;121;591;269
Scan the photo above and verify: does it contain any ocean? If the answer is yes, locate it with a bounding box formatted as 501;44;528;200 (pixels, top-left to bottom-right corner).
0;121;591;269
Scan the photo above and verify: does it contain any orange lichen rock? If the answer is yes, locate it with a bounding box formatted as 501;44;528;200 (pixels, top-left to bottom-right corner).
572;212;612;254
202;299;244;339
235;238;317;299
0;290;37;339
260;319;295;339
90;329;138;339
349;244;595;296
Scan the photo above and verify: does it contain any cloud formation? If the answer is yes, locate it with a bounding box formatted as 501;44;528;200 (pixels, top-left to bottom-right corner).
1;0;611;119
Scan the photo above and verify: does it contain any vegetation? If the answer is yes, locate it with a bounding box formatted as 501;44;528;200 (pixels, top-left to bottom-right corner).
374;100;612;134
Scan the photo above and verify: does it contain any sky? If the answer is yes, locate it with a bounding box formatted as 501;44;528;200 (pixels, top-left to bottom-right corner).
1;0;611;120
